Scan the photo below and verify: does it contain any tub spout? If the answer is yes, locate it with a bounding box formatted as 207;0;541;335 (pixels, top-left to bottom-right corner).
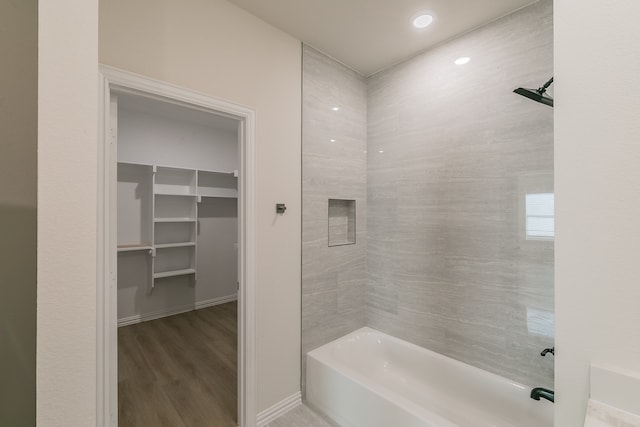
530;387;554;403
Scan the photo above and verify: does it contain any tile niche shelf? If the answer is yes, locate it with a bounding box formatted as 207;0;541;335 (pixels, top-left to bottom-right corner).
328;199;356;247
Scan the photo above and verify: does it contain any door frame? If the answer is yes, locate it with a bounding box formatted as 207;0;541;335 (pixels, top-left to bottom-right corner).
96;65;257;427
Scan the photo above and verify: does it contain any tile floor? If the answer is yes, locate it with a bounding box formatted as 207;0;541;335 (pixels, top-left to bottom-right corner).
266;404;338;427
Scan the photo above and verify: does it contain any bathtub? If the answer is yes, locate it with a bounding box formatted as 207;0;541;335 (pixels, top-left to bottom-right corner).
306;327;553;427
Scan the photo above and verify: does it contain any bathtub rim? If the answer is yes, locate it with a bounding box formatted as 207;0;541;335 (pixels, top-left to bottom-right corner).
306;326;554;426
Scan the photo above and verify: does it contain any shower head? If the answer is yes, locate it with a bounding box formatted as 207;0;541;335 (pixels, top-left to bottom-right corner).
514;77;554;107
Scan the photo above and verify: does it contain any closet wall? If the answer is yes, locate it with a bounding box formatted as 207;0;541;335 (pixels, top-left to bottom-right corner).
117;95;238;324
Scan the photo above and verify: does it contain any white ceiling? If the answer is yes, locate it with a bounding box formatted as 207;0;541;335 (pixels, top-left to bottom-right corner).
118;93;239;133
227;0;537;76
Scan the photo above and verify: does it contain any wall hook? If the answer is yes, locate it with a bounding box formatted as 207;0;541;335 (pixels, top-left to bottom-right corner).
276;203;287;214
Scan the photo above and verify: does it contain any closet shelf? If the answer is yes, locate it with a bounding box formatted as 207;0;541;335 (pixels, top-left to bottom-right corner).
117;244;153;252
197;189;238;199
155;242;196;249
154;191;198;197
119;160;235;176
154;218;197;223
154;268;196;279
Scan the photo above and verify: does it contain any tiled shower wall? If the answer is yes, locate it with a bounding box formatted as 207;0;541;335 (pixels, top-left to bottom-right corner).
302;0;554;391
367;0;554;388
301;46;367;364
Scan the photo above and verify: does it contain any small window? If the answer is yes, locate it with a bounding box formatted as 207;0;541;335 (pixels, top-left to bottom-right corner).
526;307;555;338
526;193;554;240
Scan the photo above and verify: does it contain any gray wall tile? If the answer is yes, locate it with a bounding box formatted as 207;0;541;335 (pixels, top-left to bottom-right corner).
302;45;368;385
366;0;554;388
302;0;554;395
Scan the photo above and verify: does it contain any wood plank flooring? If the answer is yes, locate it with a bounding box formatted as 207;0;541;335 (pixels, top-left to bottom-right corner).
118;302;237;427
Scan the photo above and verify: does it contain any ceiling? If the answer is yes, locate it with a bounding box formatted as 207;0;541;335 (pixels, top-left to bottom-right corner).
227;0;537;76
118;93;239;133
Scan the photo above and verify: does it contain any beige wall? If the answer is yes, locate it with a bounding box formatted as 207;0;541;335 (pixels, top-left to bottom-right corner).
38;0;100;424
38;0;301;422
555;0;640;425
37;0;640;424
99;0;302;413
0;0;37;425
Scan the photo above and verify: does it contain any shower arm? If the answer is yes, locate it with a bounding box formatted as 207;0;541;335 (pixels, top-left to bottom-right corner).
537;77;554;95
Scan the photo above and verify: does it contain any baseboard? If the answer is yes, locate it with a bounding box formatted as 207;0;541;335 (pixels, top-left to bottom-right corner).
195;294;238;310
256;391;302;427
117;294;238;327
591;364;640;416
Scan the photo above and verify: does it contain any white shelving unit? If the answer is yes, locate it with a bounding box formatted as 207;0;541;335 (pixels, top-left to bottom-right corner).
155;166;198;196
198;170;238;198
154;218;197;223
117;161;237;295
117;162;153;253
117;244;153;253
151;165;197;293
154;242;196;249
153;269;197;279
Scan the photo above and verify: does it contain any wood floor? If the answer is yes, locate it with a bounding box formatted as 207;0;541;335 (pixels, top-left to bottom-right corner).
118;302;237;427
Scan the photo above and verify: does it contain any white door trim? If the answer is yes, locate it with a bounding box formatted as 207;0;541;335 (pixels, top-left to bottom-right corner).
97;65;257;427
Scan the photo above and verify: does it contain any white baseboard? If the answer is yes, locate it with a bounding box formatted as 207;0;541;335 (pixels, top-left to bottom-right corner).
591;364;640;416
256;391;302;427
118;294;238;327
195;294;238;310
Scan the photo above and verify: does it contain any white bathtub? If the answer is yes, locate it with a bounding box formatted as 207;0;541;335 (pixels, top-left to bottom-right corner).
306;327;554;427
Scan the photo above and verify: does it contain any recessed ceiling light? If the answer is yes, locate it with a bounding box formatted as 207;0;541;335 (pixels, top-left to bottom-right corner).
330;139;336;142
379;150;384;154
413;14;433;29
332;107;340;111
455;57;471;65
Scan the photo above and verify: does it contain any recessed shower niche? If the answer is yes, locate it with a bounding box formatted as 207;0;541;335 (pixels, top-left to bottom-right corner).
328;199;356;246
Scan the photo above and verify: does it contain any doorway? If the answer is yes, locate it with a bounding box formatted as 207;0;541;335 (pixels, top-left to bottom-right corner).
98;66;257;427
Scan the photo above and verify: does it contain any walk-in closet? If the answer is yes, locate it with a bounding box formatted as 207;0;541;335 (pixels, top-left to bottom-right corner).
115;92;239;427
